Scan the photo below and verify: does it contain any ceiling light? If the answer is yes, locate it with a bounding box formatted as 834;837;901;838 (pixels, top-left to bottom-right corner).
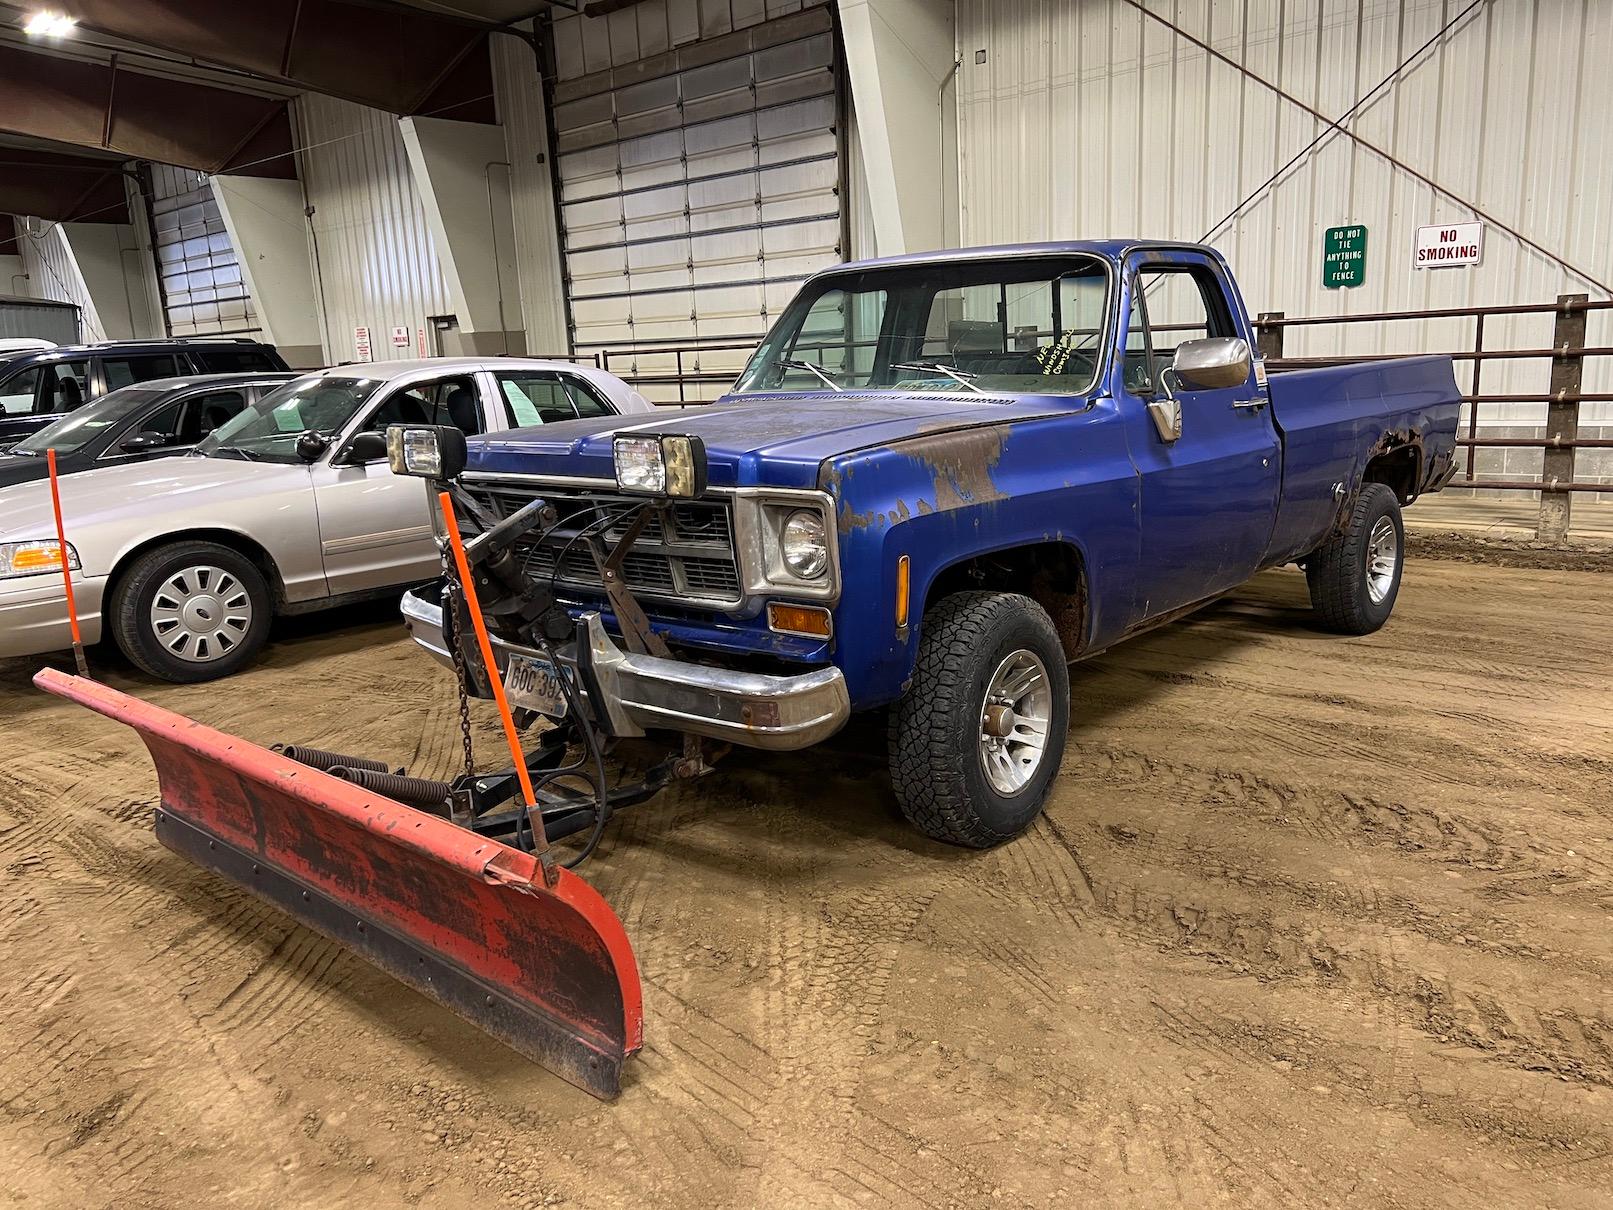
23;11;77;37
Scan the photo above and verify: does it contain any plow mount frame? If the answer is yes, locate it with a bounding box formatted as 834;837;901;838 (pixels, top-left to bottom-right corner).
36;668;644;1099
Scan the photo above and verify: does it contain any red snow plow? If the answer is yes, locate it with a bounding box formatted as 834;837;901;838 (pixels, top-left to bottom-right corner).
33;669;645;1100
35;449;747;1098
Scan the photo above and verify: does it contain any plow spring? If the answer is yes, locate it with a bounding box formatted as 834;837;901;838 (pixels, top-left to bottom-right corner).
35;668;645;1099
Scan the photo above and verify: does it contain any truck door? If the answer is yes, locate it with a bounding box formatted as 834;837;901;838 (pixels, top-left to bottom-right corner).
1120;254;1279;619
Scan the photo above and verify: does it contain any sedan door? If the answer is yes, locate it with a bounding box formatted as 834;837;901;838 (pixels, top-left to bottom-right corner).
308;371;485;595
97;386;252;465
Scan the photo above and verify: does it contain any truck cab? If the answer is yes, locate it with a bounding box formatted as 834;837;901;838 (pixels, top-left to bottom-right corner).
401;241;1460;848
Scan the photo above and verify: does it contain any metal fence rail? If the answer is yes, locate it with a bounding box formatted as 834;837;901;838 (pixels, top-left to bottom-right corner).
1255;295;1613;542
573;296;1610;542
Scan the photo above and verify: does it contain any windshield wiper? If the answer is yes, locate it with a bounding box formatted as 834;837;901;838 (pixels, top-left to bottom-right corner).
891;361;985;395
209;446;260;461
776;358;843;392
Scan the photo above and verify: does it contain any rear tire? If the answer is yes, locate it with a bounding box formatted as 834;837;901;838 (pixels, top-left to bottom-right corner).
1305;482;1403;635
888;591;1070;848
111;541;272;682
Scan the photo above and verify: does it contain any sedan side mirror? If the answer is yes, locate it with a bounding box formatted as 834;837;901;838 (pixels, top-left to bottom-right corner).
341;430;389;465
1172;337;1253;391
119;431;173;453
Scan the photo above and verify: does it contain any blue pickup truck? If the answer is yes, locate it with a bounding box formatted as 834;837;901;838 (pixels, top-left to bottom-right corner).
400;240;1460;848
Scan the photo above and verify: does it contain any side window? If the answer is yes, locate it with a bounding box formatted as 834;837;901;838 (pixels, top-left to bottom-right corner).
193;348;278;373
365;376;481;435
185;389;248;440
1126;266;1232;395
495;372;610;427
102;355;180;392
0;366;41;415
36;361;91;414
132;400;187;443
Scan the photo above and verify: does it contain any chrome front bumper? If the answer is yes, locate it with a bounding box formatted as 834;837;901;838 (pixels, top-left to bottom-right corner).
400;589;849;752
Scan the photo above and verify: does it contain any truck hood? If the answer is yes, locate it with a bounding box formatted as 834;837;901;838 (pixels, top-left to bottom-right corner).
467;391;1085;489
0;454;306;553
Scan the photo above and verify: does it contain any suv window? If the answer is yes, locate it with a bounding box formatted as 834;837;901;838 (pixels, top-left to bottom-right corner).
36;361;91;414
192;348;283;374
0;365;40;415
495;372;612;427
103;354;181;392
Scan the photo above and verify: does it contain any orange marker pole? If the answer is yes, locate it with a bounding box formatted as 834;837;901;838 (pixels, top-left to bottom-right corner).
46;449;89;677
438;491;553;872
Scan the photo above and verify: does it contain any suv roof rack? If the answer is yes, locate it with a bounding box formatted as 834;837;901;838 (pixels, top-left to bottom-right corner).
88;336;263;346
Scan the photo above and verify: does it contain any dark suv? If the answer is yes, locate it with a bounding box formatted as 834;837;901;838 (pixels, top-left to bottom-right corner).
0;338;291;445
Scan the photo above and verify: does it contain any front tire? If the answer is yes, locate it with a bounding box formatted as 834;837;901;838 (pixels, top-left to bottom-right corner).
110;541;272;682
888;591;1070;848
1305;482;1404;634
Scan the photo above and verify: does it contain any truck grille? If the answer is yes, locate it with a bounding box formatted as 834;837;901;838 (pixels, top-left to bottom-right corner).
465;480;742;607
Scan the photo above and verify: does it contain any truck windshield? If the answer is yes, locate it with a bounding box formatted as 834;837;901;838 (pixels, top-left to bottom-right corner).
195;375;382;463
734;255;1109;397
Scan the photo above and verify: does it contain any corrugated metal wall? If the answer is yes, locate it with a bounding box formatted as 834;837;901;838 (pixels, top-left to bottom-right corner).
15;221;103;341
147;162;261;338
955;0;1613;490
295;93;453;365
0;297;80;344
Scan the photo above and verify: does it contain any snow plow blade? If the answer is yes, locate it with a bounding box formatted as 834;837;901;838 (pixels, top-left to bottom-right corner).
35;669;643;1099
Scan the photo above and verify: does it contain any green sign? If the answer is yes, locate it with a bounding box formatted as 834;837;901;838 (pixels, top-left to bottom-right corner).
1323;225;1367;289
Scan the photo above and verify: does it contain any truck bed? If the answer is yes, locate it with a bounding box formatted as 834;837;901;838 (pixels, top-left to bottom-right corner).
1264;354;1461;564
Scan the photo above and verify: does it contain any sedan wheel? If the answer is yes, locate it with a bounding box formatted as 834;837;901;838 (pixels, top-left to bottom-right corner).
111;541;272;682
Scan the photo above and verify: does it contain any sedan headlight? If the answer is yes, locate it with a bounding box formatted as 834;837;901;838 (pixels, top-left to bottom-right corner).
780;509;828;578
0;540;79;579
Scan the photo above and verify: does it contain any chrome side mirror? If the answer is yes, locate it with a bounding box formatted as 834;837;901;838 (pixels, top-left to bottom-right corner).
1147;395;1181;443
1172;336;1252;390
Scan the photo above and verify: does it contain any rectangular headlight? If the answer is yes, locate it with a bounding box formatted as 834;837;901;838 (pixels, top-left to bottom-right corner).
0;540;79;579
614;434;707;498
386;424;468;479
613;435;665;494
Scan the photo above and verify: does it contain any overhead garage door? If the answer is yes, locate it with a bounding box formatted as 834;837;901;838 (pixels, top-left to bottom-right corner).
548;5;845;398
147;164;261;338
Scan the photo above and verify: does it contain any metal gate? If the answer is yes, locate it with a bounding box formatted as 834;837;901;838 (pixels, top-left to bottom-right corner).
146;164;260;338
547;4;845;401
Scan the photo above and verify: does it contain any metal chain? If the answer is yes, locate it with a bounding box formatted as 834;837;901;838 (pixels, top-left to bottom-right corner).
442;550;476;781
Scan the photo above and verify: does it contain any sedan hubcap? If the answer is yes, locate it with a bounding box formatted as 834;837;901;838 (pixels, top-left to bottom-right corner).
1366;516;1399;604
150;566;252;663
978;649;1053;795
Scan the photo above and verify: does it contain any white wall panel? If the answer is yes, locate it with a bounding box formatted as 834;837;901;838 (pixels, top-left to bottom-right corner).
491;30;569;354
956;0;1613;494
16;221;101;338
295;94;452;365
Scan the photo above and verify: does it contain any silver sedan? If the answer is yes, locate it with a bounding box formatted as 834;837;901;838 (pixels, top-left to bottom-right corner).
0;357;652;681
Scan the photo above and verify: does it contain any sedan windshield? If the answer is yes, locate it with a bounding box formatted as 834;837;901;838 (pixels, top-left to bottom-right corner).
196;375;381;463
734;255;1110;397
11;385;168;456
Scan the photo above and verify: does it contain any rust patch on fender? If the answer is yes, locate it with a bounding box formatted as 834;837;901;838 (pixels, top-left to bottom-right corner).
893;425;1008;513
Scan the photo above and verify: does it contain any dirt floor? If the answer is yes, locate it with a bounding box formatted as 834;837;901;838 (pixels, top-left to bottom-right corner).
2;554;1610;1209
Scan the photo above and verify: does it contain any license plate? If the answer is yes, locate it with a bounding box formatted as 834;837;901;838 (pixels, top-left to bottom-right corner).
503;653;569;719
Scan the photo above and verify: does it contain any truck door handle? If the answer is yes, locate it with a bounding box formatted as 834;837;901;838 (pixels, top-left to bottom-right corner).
1232;398;1268;411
